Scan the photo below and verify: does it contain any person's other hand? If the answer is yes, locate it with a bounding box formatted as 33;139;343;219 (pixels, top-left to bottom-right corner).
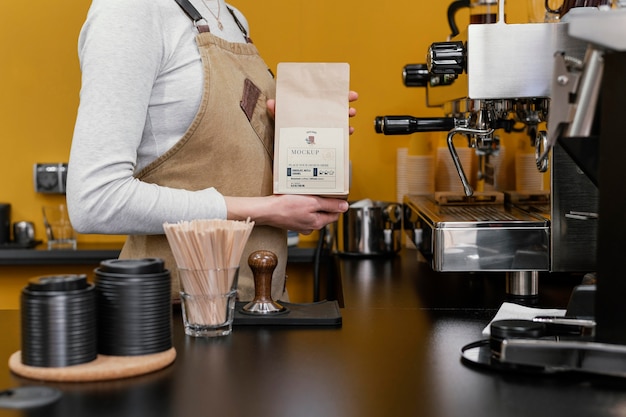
266;90;359;135
347;90;358;135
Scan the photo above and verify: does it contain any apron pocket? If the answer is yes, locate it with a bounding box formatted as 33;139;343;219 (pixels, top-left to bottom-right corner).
240;78;274;160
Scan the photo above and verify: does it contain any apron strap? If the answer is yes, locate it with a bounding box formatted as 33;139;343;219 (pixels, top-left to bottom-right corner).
225;6;252;44
174;0;210;32
174;0;252;42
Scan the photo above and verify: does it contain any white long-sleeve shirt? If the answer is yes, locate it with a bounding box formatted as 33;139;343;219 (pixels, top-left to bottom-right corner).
67;0;251;234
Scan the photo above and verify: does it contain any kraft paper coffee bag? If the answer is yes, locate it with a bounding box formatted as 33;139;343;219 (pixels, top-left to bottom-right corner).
273;62;350;197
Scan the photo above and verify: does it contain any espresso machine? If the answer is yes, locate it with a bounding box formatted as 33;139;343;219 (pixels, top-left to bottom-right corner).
377;0;626;377
376;0;609;297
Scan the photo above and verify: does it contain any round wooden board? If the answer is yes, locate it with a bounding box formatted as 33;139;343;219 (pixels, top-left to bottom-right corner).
8;348;176;382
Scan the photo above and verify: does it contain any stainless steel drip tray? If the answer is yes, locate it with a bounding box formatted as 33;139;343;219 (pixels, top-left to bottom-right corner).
404;194;550;272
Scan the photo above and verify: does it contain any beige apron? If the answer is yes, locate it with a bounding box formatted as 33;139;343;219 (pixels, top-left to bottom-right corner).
119;17;287;302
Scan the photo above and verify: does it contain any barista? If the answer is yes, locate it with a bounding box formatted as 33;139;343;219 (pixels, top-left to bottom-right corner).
67;0;357;301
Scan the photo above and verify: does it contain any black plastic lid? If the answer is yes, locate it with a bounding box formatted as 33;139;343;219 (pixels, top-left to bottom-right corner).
27;275;88;292
0;386;62;409
98;258;165;275
490;319;545;340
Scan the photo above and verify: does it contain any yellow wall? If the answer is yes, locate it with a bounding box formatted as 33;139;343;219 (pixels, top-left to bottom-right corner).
1;1;531;241
1;1;531;307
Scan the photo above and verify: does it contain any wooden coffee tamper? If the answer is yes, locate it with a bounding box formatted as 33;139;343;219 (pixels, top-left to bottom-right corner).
241;250;287;314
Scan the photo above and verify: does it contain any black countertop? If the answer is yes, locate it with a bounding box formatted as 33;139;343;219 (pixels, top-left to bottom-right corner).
2;249;625;417
0;243;122;266
0;242;317;266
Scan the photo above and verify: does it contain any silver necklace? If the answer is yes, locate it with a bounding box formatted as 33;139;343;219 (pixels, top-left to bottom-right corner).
201;0;223;31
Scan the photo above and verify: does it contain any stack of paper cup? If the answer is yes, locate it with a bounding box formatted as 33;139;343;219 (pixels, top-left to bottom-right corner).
515;152;544;191
436;146;474;193
397;147;435;202
396;148;409;203
406;154;435;195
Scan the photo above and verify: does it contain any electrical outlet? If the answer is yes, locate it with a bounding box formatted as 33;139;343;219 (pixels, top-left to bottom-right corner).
34;163;68;194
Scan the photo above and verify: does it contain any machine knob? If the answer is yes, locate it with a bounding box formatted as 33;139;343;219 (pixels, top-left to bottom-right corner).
427;41;465;76
403;64;430;87
403;64;457;88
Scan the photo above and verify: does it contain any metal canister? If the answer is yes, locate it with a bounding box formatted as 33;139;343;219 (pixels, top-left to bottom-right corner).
335;200;402;256
13;221;35;244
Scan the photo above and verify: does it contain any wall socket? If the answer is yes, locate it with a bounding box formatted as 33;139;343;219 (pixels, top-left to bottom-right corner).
34;163;68;194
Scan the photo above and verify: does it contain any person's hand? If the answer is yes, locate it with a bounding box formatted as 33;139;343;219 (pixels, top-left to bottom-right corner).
266;90;359;135
224;194;349;235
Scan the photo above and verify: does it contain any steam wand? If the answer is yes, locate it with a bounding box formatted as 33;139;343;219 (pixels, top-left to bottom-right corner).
446;126;494;197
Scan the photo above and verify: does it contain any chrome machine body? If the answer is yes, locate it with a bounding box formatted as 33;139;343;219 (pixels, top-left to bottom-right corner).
375;1;623;297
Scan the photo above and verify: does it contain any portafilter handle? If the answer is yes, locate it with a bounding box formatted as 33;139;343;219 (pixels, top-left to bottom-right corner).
374;115;456;135
241;250;287;315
